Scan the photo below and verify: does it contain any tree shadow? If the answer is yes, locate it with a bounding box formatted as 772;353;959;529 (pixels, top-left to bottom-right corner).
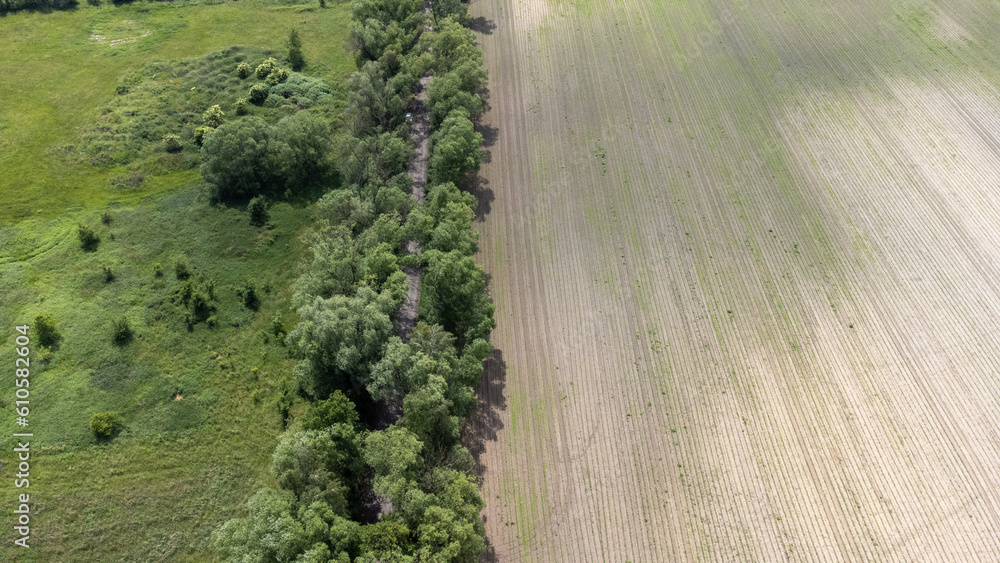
479;519;501;563
463;347;507;480
469;16;497;35
468;174;494;222
463;345;506;563
478;123;499;148
468;121;497;222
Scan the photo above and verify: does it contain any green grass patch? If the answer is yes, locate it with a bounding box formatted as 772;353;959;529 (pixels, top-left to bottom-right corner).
0;185;315;560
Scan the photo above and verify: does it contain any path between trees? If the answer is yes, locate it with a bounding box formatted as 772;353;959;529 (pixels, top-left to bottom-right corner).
393;75;431;344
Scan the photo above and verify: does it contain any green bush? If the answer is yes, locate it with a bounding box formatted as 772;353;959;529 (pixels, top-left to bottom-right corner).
163;134;182;153
194;126;215;146
255;57;278;79
112;317;133;345
203;105;225;128
90;411;123;439
266;73;334;109
248;83;269;105
77;224;100;251
153;262;163;277
175;255;191;280
234;97;248;116
248;195;268;225
264;67;289;86
236;62;252;79
191;290;211;319
33;313;59;347
238;282;258;309
102;265;115;283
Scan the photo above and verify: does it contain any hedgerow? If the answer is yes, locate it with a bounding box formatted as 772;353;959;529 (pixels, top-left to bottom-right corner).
213;2;495;561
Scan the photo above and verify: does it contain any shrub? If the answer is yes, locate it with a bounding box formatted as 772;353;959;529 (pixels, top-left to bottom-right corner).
191;291;211;319
175;255;191;280
194;126;214;146
33;314;59;347
234;97;248;116
247;195;268;225
265;67;289;86
266;73;334;109
111;317;133;345
255;57;278;79
248;83;269;105
153;262;163;277
319;0;325;8
238;282;258;309
90;411;123;439
163;134;182;153
78;224;100;251
102;265;115;283
178;280;194;302
101;212;112;225
35;345;54;365
203;105;225;128
236;62;252;79
270;317;286;337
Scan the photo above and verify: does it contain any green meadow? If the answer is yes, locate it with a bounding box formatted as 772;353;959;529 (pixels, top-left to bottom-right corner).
0;1;354;560
1;0;353;224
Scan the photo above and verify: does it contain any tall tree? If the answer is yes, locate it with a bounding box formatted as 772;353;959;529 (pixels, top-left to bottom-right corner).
288;28;305;71
287;286;399;397
420;250;496;345
428;109;483;187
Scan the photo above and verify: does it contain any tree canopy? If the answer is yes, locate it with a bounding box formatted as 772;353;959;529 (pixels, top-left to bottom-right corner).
200;112;332;200
287;285;401;397
428;108;484;187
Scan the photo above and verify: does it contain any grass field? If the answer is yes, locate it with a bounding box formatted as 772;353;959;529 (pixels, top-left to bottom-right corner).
0;0;352;225
469;0;1000;559
0;2;352;560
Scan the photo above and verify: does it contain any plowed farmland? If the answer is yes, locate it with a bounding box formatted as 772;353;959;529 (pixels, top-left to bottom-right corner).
468;0;1000;559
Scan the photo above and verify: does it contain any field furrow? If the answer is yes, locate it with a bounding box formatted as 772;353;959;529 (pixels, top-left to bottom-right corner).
468;0;1000;560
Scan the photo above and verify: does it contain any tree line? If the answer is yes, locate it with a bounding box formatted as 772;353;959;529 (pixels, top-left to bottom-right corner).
0;0;76;15
209;0;495;560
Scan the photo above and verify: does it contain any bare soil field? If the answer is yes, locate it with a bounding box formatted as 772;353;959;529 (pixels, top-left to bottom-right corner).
467;0;1000;560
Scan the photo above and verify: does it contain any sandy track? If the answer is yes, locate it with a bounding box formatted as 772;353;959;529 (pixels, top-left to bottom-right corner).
394;76;432;345
467;0;1000;560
